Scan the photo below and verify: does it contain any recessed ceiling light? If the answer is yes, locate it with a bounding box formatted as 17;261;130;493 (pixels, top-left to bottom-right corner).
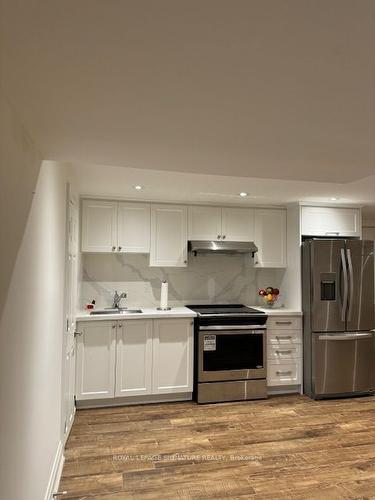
330;197;338;201
239;192;248;197
134;185;143;191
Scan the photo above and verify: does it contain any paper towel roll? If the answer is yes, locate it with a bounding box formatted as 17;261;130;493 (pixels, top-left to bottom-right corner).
160;281;169;310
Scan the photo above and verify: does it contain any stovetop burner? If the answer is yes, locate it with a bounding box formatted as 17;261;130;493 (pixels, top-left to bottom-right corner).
186;304;265;316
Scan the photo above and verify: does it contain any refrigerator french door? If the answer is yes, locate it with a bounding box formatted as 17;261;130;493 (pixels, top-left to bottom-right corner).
302;239;375;399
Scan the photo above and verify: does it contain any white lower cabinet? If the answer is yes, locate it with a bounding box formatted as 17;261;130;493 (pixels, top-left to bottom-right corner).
266;315;303;392
115;320;153;397
76;318;193;401
152;319;194;394
267;360;302;386
75;321;116;400
268;343;302;362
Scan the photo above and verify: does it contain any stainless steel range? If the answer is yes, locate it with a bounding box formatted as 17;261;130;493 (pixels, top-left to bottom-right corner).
186;304;268;404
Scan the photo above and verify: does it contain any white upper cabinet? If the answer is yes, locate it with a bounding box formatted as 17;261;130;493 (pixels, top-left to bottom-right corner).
188;206;254;241
221;207;254;242
82;200;117;252
81;199;287;267
115;320;153;397
150;204;188;267
75;321;116;400
117;202;150;253
254;209;287;268
301;206;361;238
82;199;151;253
188;206;222;240
152;318;194;394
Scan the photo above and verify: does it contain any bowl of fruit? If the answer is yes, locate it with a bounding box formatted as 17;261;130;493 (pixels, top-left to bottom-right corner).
258;286;280;307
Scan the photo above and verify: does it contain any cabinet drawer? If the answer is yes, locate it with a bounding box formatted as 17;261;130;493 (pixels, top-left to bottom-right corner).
267;316;302;330
268;329;302;345
267;343;302;361
267;361;302;386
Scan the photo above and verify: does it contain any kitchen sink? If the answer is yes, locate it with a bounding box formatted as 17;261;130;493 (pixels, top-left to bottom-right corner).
90;309;142;315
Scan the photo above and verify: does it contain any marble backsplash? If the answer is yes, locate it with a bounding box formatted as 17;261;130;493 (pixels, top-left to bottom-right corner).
80;253;286;309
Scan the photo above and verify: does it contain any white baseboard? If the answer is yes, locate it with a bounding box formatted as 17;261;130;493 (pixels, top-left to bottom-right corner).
63;406;76;446
268;385;301;396
44;441;65;500
76;392;192;409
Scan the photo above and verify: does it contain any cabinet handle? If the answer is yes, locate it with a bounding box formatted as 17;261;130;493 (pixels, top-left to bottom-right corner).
275;321;292;325
276;370;292;375
112;246;116;251
275;350;292;355
118;246;122;251
222;235;226;239
275;335;293;340
217;235;221;239
74;331;83;337
325;231;340;235
112;324;116;329
118;324;122;328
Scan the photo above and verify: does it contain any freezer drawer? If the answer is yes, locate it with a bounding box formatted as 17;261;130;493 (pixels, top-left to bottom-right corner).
313;331;375;396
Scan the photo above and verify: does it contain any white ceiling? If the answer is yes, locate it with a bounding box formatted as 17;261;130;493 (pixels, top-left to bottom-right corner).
1;1;375;184
72;163;375;216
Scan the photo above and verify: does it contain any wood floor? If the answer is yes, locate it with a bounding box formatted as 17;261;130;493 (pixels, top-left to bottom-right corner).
60;395;375;499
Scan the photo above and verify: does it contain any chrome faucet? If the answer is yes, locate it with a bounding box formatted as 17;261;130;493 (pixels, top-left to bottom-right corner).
112;291;127;309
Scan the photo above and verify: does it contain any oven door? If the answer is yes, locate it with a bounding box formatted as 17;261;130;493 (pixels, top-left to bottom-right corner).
198;326;266;382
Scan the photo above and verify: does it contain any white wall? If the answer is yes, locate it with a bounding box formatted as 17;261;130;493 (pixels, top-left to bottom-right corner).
0;90;43;317
0;161;69;500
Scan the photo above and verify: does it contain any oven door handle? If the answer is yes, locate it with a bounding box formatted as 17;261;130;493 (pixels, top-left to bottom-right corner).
199;325;266;331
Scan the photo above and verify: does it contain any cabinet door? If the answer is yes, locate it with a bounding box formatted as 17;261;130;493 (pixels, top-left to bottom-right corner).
62;339;76;440
254;209;286;268
67;195;79;335
301;206;361;237
117;202;150;253
75;322;116;400
150;204;188;267
188;206;222;241
221;208;254;242
81;200;117;252
63;194;79;441
152;319;193;394
66;340;76;433
115;320;153;397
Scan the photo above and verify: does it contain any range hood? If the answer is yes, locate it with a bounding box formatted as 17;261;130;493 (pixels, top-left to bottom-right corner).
189;240;258;256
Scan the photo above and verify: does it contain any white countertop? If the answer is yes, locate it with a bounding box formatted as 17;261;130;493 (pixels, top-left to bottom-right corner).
76;306;197;322
249;306;303;316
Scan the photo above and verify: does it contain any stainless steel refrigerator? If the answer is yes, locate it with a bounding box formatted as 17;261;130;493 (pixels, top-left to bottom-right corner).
302;239;375;399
